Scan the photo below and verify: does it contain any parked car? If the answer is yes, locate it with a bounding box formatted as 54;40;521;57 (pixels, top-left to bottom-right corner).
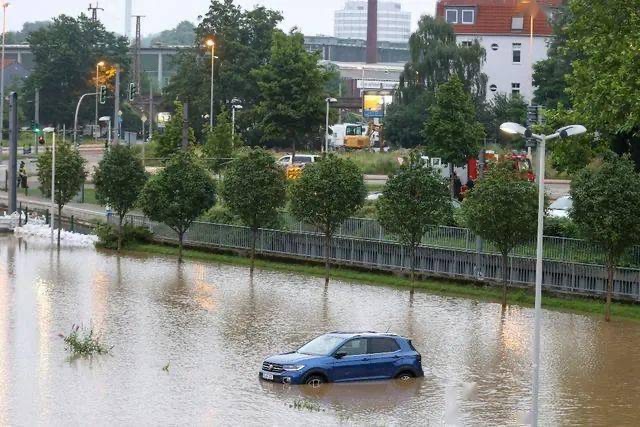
548;195;572;218
276;154;321;168
259;332;423;385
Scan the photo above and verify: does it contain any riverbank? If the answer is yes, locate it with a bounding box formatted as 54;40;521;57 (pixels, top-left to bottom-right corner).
126;242;640;322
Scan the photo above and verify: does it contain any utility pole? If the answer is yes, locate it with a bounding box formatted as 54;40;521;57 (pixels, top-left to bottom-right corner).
34;88;39;154
148;80;153;141
181;102;189;151
7;92;17;214
87;2;104;21
133;15;144;94
113;64;120;145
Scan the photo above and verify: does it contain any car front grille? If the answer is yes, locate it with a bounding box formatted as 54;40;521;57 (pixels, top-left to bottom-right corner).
262;362;284;373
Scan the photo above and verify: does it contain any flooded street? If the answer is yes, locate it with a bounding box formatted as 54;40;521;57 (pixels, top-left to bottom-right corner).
1;235;639;425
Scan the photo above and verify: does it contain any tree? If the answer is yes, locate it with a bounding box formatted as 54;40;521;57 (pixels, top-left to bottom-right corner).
221;149;287;274
290;155;366;286
138;152;216;262
565;0;640;166
570;154;640;321
460;162;538;307
252;30;328;152
383;92;432;149
423;75;485;197
377;153;451;282
5;21;51;44
155;102;195;159
94;146;148;251
37;142;87;248
486;93;527;144
203;109;241;174
23;14;129;127
146;21;195;46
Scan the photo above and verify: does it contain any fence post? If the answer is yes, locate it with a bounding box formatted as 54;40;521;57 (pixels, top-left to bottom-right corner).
18;202;22;226
24;206;28;224
45;210;49;225
70;215;75;232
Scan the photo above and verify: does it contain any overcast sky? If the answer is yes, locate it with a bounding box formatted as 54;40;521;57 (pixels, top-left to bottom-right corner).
10;0;438;36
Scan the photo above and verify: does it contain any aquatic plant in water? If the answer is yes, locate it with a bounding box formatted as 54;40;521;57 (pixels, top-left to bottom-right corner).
59;324;111;356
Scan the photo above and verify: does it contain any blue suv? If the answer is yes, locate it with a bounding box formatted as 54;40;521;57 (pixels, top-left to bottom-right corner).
259;332;423;385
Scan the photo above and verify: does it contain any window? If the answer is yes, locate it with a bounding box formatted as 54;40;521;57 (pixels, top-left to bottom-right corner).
512;43;522;63
298;335;345;356
461;40;473;47
511;83;521;95
367;338;400;354
461;9;474;24
489;84;498;92
512;16;524;30
445;9;458;24
491;43;499;51
338;338;368;356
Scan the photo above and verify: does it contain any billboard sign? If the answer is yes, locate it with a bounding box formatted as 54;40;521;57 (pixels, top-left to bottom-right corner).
363;91;393;119
157;112;172;128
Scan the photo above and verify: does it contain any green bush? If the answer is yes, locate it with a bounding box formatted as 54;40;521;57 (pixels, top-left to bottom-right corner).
200;205;242;225
342;151;402;175
95;223;152;249
544;217;579;238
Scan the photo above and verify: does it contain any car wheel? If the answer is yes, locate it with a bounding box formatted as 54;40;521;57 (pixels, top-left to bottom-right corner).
395;371;415;381
304;375;326;387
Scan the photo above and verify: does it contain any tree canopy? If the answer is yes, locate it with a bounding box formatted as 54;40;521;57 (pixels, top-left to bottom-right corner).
23;14;130;127
154;102;195;159
203;109;241;174
570;154;640;321
290;155;366;285
138;152;216;261
221;148;287;273
377;152;451;281
94;145;148;250
146;21;195;47
460;162;539;306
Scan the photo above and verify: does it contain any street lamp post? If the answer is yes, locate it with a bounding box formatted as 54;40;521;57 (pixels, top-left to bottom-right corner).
95;61;105;143
206;39;215;129
500;122;586;426
325;98;337;153
42;127;56;245
231;104;243;140
0;1;9;152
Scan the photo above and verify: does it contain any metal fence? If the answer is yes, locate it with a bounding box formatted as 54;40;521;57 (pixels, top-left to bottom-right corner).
279;213;640;268
122;214;640;302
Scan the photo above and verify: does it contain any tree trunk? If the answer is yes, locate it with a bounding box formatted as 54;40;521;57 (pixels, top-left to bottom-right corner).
324;232;331;287
410;244;417;284
178;231;184;263
117;215;124;252
501;251;509;308
449;163;455;200
57;204;62;249
250;228;257;276
605;263;614;322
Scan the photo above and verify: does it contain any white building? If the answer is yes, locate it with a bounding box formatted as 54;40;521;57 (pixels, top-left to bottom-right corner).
334;1;412;44
436;0;563;101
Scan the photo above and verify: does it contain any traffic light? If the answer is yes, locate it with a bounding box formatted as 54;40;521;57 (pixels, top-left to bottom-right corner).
128;82;137;101
30;120;41;133
99;85;107;104
527;105;541;127
38;135;45;145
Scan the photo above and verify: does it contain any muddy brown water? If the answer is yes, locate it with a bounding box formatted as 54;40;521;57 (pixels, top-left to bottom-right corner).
1;236;639;425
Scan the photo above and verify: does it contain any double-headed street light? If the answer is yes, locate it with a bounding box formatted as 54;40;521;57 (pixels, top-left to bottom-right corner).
95;61;105;142
325;97;337;153
42;126;56;245
0;1;9;151
205;38;215;129
500;121;586;427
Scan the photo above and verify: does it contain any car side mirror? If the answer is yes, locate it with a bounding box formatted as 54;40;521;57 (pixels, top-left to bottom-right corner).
334;352;347;359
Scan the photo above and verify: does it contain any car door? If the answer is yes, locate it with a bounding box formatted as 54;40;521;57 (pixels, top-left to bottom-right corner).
330;338;369;382
365;337;401;379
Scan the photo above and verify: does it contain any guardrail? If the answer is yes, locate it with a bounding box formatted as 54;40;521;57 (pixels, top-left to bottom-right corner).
122;214;640;302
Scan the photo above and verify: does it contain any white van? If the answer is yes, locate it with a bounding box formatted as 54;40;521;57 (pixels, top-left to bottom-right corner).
276;154;321;167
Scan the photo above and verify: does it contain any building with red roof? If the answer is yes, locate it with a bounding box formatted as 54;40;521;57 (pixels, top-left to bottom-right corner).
436;0;564;100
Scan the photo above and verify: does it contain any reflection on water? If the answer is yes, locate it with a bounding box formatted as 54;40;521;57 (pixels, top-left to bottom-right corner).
1;235;640;425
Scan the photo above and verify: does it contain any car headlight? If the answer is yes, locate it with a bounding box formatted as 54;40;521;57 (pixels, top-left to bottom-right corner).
282;364;305;371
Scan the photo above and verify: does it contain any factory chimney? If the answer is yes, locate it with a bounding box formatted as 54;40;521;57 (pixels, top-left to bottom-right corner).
366;0;378;64
125;0;132;39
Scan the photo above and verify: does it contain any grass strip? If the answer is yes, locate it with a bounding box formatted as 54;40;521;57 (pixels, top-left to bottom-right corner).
125;243;640;322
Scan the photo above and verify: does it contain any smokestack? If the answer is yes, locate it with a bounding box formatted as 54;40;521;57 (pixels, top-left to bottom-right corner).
125;0;132;38
366;0;378;64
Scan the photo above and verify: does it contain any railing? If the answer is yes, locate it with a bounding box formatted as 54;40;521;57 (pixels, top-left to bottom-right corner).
279;213;640;268
122;214;640;302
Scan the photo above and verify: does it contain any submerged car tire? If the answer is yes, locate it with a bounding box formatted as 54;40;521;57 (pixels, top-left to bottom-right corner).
304;374;326;387
395;371;415;381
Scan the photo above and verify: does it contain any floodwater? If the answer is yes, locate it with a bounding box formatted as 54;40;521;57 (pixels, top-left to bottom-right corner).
1;236;639;426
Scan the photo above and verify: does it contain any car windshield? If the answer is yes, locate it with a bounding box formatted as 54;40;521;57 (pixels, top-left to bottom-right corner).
293;156;313;164
298;335;345;356
550;196;572;210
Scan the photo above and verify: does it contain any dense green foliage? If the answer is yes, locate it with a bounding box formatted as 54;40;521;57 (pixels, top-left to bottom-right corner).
252;30;328;151
138;152;216;261
145;21;195;46
377;153;451;280
290;155;366;285
94;146;148;250
37;142;87;246
486;94;527;144
23;15;130;127
221;149;287;272
570;154;640;321
95;223;152;250
6;21;51;44
154;102;195;159
460;162;538;306
61;324;111;357
203;109;241;174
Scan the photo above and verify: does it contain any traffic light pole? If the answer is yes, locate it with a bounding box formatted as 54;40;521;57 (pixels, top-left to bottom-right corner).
114;64;120;145
34;88;40;155
73;93;98;148
7;92;17;214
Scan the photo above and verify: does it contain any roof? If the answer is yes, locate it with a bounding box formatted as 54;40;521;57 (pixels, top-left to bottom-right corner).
328;331;402;338
436;0;565;37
